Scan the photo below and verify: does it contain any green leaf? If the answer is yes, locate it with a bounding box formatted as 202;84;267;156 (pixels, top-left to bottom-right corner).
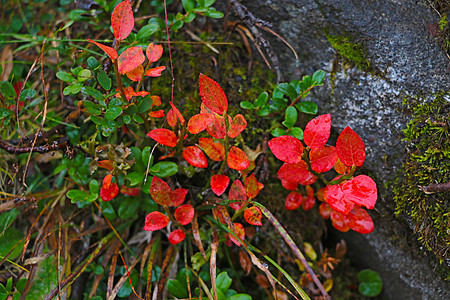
290;127;304;140
93;265;104;275
137;97;153;113
282;106;298;128
172;20;184;30
101;119;118;137
100;201;116;220
168;279;188;299
0;208;19;235
277;83;297;99
83;101;102;115
272;86;284;99
81;86;104;101
125;103;138;115
126;172;145;186
228;294;252;300
87;56;99;70
176;268;194;288
216;271;232;291
358;269;382;297
133;114;144;124
271;128;286;137
77;69;92;82
0;108;13;120
312;70;325;84
63;82;82;95
240;101;255;109
0;81;16;98
16;278;27;293
27;256;58;298
89;179;99;194
117;270;138;298
105;106;122;120
71;66;83;76
150;161;178;177
141;147;154;167
299;75;313;92
109;97;123;107
0;227;24;260
123;114;131;124
182;0;196;11
270;97;287;112
257;106;271;116
56;71;76;83
137;23;160;40
67;190;89;202
97;70;111;91
118;197;140;219
19;89;37;102
254;91;269;107
204;8;224;18
296;101;318;115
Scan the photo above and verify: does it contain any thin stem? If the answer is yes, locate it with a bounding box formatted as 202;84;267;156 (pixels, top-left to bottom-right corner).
113;60;127;102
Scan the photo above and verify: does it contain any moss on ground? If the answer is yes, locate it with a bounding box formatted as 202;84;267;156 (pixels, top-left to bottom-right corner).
393;92;450;268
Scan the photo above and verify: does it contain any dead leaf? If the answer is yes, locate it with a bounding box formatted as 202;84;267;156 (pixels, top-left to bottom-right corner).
0;45;13;81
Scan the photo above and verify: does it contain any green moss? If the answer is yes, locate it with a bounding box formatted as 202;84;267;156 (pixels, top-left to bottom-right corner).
325;32;371;72
393;92;450;265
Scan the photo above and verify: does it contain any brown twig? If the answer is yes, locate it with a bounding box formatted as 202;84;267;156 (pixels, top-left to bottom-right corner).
419;181;450;194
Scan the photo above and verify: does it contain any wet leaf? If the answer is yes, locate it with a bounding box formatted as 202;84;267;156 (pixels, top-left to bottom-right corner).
227;146;250;171
341;175;377;209
111;0;134;41
146;43;163;62
336;126;366;167
229;179;247;211
168;229;185;244
100;174;119;201
347;207;374;234
285;191;303;210
277;161;317;185
244;206;262;226
302;185;315;211
168;102;185;126
88;39;118;60
228;114;247;138
309;145;337;173
330;210;350;232
174;204;195;225
239;251;252;275
144;211;168;231
281;179;298;191
334;158;350;174
183;146;208;168
325;183;354;215
319;203;332;219
268;135;304;164
210;174;230;196
171;189;189;207
145;66;166;77
303;114;331;150
187;113;214;134
199;74;228;114
147;128;178;147
199;137;225;161
118;46;145;74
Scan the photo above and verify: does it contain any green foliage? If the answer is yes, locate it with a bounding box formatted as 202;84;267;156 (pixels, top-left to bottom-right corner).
357;269;382;297
325;32;371;72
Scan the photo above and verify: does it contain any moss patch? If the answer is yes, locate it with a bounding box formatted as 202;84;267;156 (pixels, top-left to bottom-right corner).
393;92;450;266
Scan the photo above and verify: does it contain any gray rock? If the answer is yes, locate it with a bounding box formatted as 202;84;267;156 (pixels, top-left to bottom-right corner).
231;0;450;298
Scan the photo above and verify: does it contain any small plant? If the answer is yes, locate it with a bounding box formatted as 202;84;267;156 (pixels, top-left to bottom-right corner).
357;269;382;297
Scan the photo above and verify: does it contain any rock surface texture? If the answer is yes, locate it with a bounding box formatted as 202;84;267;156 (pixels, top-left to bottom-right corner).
232;0;450;298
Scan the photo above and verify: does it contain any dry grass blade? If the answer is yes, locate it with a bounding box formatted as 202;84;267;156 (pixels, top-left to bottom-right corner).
144;235;161;299
107;252;145;300
210;229;219;300
156;245;175;299
107;242;121;299
192;212;207;261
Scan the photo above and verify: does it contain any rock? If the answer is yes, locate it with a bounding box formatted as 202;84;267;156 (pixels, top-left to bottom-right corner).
228;0;450;298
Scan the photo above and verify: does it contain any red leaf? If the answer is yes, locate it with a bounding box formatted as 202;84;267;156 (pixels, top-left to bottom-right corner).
229;179;247;211
341;175;377;209
227;146;250;171
111;0;134;41
147;128;178;147
145;66;166;77
88;39;118;60
277;161;317;185
229;222;245;246
302;185;315;211
334;158;350;174
199;74;228;115
174;204;195;225
150;176;172;206
171;189;188;207
169;102;185;125
168;229;185;244
146;43;163;62
268;135;304;164
244;206;263;226
187;113;214;134
309;145;338;173
244;174;264;199
324;183;354;215
126;64;144;81
167;109;177;127
150;95;162;107
121;185;140;196
97;160;114;172
144;211;168;231
336;127;366;167
183;146;208;168
211;174;230;196
285;191;303;210
319;203;332;219
149;110;165;118
347;207;374;234
199;138;225;161
117;86;149;101
118;46;145;74
330;210;350;232
303;114;331;150
100;174;119;201
281;179;298;191
206;114;228;139
228;114;247;138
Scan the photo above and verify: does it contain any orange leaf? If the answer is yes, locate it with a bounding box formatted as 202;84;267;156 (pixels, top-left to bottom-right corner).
174;204;195;225
206;114;228;139
229;179;247;211
111;0;134;41
146;43;163;62
88;39;118;60
199;74;228;115
97;160;114;172
228;114;247;138
336;126;366;167
151;95;162;107
149;110;165;118
147;128;178;147
210;174;230;196
268;135;304;164
227;146;250;171
303;114;331;150
126;64;144;81
145;66;166;77
183;146;208;168
244;174;264;199
244;206;262;226
277;161;317;185
187;113;214;134
334;158;350;174
168;229;185;244
121;185;140;196
118;46;145;74
198;137;225;161
169;102;185;125
228;222;245;246
144;211;169;231
167;109;177;127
